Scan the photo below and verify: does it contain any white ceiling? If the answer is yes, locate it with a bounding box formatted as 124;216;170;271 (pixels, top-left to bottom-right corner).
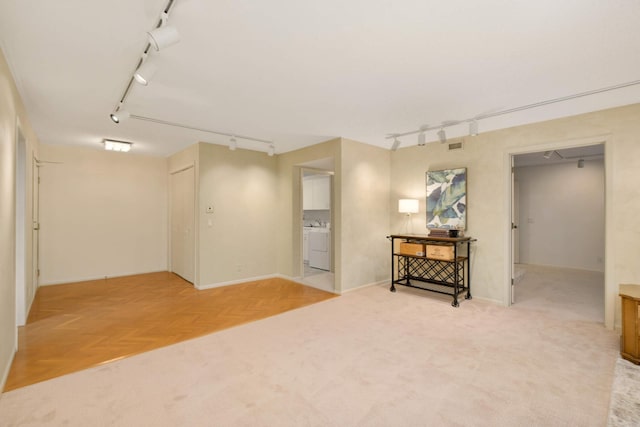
1;0;639;157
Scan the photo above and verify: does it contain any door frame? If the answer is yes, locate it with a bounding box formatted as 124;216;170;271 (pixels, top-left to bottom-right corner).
504;135;614;328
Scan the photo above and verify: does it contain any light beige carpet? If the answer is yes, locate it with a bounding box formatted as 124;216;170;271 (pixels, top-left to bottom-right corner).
0;269;620;426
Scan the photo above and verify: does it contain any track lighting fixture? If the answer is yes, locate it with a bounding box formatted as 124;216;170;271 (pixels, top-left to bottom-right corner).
133;55;157;86
229;136;237;151
437;128;447;144
391;137;401;151
148;13;180;51
385;79;640;146
577;159;585;168
110;106;130;124
268;144;275;157
543;151;553;159
418;131;426;146
469;120;478;136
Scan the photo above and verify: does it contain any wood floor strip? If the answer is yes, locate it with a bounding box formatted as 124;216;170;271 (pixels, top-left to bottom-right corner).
4;272;336;391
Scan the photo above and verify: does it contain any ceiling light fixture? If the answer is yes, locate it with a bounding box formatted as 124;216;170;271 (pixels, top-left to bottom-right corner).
418;131;426;146
229;136;237;151
385;79;640;146
148;13;180;51
109;0;178;121
110;104;130;123
469;120;479;136
268;144;275;157
103;139;132;152
437;128;447;144
391;137;401;151
130;114;274;153
577;159;585;168
133;55;157;86
543;151;553;159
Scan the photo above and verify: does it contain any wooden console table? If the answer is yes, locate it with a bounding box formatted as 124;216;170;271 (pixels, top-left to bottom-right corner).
620;284;640;364
387;234;474;307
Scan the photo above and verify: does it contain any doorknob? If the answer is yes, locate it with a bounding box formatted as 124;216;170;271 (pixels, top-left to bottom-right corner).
511;223;518;230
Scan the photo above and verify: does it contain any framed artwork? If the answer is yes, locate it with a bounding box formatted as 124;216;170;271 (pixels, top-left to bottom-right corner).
426;168;467;229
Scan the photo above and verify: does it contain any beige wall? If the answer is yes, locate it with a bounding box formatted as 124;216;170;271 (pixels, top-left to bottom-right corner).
340;138;391;291
276;139;342;287
38;145;168;284
390;103;640;329
516;159;605;271
0;47;40;388
196;143;278;287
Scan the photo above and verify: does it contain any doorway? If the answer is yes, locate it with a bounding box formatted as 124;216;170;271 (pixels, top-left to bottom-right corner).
510;143;605;322
299;161;335;293
170;166;195;284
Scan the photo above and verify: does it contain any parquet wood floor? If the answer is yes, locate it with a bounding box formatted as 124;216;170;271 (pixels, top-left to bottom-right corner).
4;272;336;391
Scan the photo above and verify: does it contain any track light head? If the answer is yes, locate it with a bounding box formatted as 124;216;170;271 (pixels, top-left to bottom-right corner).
267;144;275;156
110;109;130;123
418;132;426;146
543;151;553;159
577;159;585;168
469;120;479;136
148;25;180;51
437;128;447;144
133;60;158;86
229;137;237;151
391;138;401;151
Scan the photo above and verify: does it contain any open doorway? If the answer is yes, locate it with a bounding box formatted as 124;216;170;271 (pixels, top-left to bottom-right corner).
510;144;605;322
298;159;335;293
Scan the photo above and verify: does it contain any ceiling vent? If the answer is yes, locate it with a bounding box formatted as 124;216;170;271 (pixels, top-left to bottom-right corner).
448;140;464;151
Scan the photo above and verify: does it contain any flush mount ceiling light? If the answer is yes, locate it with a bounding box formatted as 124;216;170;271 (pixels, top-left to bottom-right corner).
148;12;180;51
103;139;132;152
229;136;237;151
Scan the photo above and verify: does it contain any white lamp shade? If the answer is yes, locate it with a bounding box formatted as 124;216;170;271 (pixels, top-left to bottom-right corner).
399;199;419;214
147;25;180;51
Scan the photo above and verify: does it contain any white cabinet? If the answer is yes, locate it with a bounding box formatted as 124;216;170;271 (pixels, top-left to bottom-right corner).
303;175;330;210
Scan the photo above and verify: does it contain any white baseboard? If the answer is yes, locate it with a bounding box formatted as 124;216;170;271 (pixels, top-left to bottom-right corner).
39;270;167;286
196;273;285;290
340;279;388;294
1;345;16;395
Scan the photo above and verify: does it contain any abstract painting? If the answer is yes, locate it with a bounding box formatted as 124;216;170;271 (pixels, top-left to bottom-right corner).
426;168;467;229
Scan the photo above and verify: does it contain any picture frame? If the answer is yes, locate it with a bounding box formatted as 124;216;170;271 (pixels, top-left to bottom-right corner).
426;167;467;230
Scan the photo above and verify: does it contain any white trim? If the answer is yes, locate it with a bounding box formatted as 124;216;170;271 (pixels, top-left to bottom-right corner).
0;345;16;393
196;273;283;290
339;279;388;294
39;270;168;286
504;135;612;327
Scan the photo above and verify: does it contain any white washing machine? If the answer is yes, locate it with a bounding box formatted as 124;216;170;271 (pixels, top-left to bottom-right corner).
309;230;330;271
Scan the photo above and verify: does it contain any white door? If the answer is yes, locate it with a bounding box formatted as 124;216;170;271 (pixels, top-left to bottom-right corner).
32;155;40;300
170;167;195;284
